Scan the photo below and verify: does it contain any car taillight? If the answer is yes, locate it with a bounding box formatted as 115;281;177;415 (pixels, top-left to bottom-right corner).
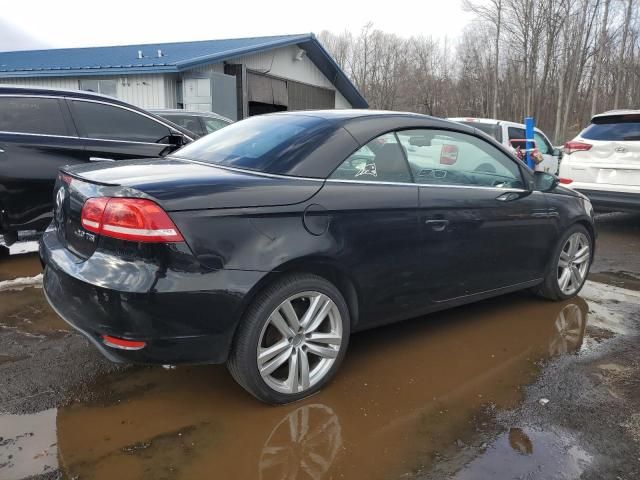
81;197;184;242
563;141;592;155
440;144;459;165
559;178;573;185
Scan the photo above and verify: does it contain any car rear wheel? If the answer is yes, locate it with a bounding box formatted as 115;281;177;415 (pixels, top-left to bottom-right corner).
533;224;592;300
227;274;350;404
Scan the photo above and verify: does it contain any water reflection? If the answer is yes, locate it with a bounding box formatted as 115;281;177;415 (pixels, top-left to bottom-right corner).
548;303;585;355
52;293;588;480
259;404;341;480
508;427;533;455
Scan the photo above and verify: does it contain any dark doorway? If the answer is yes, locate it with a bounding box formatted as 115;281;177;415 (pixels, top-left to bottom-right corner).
249;102;287;116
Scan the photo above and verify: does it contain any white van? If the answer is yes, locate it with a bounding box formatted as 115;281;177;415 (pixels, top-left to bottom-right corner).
448;117;561;174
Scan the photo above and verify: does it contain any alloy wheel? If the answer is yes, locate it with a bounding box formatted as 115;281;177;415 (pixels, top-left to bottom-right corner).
257;291;343;394
557;232;590;295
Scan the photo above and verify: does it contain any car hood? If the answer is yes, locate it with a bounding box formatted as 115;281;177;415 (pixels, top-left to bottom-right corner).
64;157;324;211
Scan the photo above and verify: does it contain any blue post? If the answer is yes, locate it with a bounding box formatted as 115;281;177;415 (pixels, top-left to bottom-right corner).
525;117;535;169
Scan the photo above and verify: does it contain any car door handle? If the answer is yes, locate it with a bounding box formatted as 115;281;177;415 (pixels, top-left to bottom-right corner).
89;157;115;162
496;192;521;202
425;219;449;232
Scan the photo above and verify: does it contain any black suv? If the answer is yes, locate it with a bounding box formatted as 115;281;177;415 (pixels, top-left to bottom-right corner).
0;86;194;247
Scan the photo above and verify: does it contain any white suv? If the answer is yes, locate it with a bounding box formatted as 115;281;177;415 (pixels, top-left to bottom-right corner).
449;117;561;174
560;110;640;212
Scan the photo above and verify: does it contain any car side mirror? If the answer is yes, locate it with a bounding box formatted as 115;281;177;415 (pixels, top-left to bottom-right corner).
534;171;560;192
168;133;187;147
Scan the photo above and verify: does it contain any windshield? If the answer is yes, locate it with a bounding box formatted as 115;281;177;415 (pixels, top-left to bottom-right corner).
582;116;640;141
172;114;334;174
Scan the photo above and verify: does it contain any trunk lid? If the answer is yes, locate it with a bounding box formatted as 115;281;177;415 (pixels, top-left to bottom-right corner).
63;157;324;211
56;157;324;260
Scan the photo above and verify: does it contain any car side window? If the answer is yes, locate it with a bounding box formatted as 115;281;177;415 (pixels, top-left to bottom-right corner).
163;114;205;136
534;132;552;155
396;129;524;189
330;133;413;183
204;118;231;133
71;100;171;143
0;97;68;136
507;126;528;149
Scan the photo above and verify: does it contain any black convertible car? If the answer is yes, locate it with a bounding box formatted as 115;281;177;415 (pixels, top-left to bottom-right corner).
40;110;595;404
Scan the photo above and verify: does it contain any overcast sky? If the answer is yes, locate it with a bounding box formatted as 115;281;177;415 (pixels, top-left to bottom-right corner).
1;0;471;51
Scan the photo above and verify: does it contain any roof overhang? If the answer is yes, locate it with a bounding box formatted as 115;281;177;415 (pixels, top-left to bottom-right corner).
0;34;368;108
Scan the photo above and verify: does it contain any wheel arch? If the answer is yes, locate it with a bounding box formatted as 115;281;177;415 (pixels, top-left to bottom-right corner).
237;256;361;331
570;217;596;260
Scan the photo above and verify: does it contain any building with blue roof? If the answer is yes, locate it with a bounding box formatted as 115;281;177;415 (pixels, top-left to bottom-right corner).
0;34;368;119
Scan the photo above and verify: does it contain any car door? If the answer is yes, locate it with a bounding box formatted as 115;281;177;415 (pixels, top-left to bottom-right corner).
68;99;182;163
398;128;557;302
315;132;423;328
0;95;86;233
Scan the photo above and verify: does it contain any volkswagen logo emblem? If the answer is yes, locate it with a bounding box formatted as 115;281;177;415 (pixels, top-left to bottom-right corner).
615;146;627;154
54;187;66;226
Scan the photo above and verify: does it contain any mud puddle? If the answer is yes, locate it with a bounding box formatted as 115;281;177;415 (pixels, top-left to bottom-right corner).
590;213;640;291
41;291;593;480
0;283;69;336
1;281;635;479
0;253;42;282
0;409;58;480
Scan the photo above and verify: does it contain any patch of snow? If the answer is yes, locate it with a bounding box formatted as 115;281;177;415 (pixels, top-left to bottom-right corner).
0;274;43;292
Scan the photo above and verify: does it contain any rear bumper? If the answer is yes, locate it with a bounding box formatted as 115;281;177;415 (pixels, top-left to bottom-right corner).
572;187;640;212
40;229;267;364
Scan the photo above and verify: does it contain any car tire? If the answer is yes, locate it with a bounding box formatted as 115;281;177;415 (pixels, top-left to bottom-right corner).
533;224;592;301
0;244;9;258
227;273;351;404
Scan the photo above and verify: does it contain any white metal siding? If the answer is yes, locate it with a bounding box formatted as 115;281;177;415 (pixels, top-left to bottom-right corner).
164;74;178;108
0;74;169;109
233;46;334;89
0;77;79;90
115;74;165;109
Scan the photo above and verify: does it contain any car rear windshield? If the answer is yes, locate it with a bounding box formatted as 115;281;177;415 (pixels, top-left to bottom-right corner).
171;114;334;174
459;122;501;141
581;115;640;141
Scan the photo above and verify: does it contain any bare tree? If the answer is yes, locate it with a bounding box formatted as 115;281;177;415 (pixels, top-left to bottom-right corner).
614;0;635;108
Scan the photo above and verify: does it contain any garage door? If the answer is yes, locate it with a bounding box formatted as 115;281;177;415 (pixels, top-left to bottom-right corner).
287;80;335;110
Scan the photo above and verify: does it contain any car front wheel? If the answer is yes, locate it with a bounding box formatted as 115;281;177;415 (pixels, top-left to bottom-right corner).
534;224;593;300
227;274;350;404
